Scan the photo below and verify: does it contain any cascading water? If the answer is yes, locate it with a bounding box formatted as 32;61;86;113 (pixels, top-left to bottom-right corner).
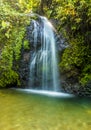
28;16;60;91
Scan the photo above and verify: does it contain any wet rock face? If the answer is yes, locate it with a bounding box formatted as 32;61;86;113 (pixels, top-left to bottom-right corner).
18;18;68;89
26;19;67;51
61;75;91;97
18;19;43;88
26;20;43;49
18;18;64;88
19;51;30;88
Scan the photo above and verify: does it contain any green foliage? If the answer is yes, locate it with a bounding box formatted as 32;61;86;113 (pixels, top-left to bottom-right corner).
55;0;91;85
23;40;30;50
80;64;91;85
0;45;19;87
60;36;85;68
0;0;33;87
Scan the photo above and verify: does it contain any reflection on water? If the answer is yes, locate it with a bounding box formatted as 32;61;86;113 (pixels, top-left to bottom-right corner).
0;89;91;130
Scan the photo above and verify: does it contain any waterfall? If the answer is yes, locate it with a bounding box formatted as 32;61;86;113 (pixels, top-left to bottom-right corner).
28;16;60;91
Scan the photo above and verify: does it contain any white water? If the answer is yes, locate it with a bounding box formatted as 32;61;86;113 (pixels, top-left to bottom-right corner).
29;16;60;91
15;89;74;98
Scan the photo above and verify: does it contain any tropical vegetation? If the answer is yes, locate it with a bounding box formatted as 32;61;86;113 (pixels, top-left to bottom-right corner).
0;0;91;91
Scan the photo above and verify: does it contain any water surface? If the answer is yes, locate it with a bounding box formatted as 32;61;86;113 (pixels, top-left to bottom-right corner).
0;89;91;130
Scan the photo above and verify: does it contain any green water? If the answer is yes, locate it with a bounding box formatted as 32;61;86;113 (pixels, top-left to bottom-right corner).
0;89;91;130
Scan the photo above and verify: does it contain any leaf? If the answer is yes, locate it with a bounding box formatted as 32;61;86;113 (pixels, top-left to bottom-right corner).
1;21;7;28
75;18;81;23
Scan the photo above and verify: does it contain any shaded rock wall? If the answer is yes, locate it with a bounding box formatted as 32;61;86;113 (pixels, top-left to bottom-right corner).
18;18;65;88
